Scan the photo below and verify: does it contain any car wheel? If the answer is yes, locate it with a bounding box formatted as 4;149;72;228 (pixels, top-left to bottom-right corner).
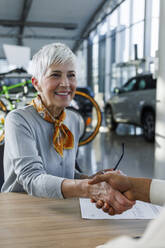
142;111;155;142
105;106;117;131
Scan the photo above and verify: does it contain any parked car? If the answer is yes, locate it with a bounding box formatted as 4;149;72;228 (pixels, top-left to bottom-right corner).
104;73;157;142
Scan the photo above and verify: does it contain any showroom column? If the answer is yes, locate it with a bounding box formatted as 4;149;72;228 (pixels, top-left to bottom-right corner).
154;0;165;179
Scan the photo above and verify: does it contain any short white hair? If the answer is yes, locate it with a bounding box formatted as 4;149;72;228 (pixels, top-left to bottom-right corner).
30;43;77;83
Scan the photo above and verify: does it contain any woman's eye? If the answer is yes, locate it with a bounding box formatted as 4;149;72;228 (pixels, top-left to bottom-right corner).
68;74;75;78
52;74;60;78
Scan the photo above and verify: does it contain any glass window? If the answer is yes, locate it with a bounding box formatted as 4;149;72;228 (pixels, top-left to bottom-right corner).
137;76;157;90
98;35;106;92
110;29;116;64
138;79;146;89
127;66;136;79
109;9;118;31
99;21;108;36
132;0;145;24
118;28;129;62
151;0;160;57
116;31;120;64
76;47;87;86
131;22;144;59
92;34;99;85
152;0;160;18
151;19;159;57
121;67;129;85
122;78;137;92
123;28;129;62
111;65;118;89
120;0;130;27
87;38;93;89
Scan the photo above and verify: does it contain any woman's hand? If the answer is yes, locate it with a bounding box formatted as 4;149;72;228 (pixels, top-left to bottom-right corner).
88;179;135;215
90;199;115;215
89;170;130;215
61;173;135;215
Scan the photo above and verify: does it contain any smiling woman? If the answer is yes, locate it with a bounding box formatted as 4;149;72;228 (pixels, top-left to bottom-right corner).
32;63;77;117
1;43;134;216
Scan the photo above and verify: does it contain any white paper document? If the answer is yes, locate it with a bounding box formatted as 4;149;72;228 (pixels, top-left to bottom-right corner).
79;198;163;219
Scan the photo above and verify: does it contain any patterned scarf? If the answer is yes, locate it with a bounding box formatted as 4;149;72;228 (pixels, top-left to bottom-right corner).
31;95;74;157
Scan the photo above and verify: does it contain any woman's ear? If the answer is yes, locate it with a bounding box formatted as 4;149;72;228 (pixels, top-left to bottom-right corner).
31;77;42;92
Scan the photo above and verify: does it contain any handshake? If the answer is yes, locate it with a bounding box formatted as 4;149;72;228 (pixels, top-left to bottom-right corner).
87;170;151;215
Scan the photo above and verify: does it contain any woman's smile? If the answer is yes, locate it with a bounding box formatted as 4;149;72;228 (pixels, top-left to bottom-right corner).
54;90;71;96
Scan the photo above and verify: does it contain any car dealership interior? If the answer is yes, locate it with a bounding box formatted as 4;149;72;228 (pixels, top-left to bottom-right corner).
0;0;165;247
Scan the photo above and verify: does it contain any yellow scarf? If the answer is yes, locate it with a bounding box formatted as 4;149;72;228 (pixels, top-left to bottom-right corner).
31;95;74;157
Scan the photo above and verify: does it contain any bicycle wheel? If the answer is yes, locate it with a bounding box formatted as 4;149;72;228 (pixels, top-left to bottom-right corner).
70;91;102;146
66;106;86;140
0;99;7;145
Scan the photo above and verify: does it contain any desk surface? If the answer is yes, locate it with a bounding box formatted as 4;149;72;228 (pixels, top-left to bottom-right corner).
0;193;149;248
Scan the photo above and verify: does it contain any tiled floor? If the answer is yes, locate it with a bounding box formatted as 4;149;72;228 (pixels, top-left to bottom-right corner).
77;123;155;179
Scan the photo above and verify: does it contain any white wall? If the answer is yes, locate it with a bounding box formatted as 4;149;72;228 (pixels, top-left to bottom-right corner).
154;0;165;179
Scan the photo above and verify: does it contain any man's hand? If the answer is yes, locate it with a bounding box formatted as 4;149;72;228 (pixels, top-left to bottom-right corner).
79;168;115;179
88;177;135;215
88;172;137;215
89;172;136;200
89;168;114;179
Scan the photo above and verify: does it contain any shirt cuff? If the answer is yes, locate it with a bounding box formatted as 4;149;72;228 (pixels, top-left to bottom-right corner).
150;179;165;206
44;175;65;199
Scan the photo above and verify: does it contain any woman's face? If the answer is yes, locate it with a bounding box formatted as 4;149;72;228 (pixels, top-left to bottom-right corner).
33;62;77;116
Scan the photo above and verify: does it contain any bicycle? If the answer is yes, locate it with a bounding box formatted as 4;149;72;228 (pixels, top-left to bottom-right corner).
0;77;35;144
0;79;102;146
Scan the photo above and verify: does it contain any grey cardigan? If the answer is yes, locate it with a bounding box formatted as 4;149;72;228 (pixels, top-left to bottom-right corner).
1;105;82;198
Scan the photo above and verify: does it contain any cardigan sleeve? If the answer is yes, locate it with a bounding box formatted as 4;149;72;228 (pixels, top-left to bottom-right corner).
2;110;65;199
